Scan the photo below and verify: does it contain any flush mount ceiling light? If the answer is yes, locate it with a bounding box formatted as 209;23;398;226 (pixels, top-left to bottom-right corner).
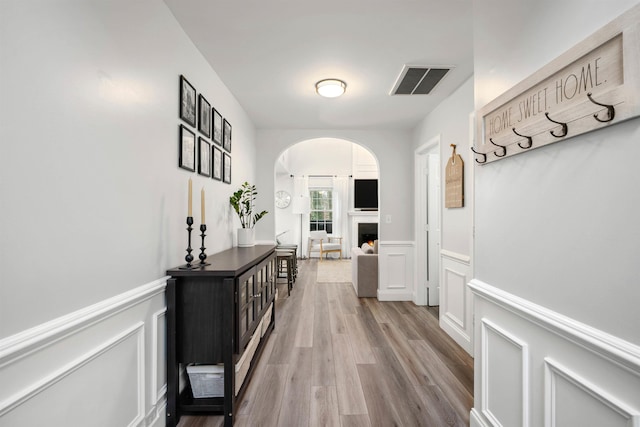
315;79;347;98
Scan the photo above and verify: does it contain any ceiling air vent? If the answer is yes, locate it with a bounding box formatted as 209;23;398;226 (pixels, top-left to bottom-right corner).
391;66;451;95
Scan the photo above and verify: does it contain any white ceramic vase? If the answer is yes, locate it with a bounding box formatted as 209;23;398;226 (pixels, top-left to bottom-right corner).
237;228;255;247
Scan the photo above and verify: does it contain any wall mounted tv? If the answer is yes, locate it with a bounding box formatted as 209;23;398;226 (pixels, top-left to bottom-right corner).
354;179;378;210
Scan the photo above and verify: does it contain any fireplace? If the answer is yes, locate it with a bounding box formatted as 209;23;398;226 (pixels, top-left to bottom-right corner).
357;223;378;247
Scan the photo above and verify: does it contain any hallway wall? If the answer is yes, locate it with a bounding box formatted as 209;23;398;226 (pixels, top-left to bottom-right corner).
470;1;640;426
0;1;257;425
413;77;475;353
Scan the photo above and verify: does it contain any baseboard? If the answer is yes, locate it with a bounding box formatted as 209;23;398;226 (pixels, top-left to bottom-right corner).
377;289;413;301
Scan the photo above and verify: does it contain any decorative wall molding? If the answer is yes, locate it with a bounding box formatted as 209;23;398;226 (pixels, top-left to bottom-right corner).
0;277;167;368
481;319;530;427
469;279;640;374
377;241;414;301
0;278;168;426
544;358;640;427
471;279;640;427
0;322;146;422
440;256;473;354
442;267;467;329
151;308;167;406
440;249;471;264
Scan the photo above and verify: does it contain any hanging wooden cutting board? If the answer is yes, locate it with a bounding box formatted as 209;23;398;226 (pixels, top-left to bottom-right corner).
445;145;464;208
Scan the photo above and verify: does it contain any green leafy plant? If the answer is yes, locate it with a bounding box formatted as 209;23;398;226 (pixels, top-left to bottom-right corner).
229;182;268;228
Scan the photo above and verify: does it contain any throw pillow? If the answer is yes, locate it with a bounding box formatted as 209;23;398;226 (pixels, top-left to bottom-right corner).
373;240;379;254
361;242;374;254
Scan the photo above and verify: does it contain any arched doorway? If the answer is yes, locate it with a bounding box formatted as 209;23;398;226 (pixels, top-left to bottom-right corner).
273;138;379;259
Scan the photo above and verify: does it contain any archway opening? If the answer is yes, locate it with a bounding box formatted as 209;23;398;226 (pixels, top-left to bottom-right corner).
272;138;379;259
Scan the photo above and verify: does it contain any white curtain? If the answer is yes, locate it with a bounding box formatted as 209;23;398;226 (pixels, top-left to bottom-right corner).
293;176;309;256
332;177;350;258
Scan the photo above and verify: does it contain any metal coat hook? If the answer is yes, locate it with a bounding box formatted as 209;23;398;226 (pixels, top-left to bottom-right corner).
450;144;457;164
489;138;507;157
512;127;533;149
587;92;615;123
545;112;568;138
470;147;487;164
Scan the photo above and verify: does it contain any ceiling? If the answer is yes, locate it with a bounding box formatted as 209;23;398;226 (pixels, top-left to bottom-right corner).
164;0;474;131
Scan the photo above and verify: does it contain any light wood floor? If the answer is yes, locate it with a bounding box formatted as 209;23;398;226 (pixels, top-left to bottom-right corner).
178;259;473;427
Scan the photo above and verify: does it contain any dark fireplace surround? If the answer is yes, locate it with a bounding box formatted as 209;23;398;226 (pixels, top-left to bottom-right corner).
357;222;378;246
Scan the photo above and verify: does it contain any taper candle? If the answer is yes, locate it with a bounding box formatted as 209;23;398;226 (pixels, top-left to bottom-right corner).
201;187;205;224
188;178;193;217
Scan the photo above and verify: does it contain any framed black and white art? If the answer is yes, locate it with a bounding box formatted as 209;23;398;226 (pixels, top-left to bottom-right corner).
198;137;211;177
212;108;222;146
223;118;232;153
198;94;211;138
179;125;196;172
212;145;222;181
223;152;231;184
179;75;196;127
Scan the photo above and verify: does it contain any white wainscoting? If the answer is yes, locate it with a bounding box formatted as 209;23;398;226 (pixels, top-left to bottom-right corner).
377;241;414;301
439;249;473;354
0;278;168;427
469;279;640;427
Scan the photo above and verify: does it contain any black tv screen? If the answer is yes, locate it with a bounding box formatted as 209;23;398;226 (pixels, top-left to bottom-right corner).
354;179;378;210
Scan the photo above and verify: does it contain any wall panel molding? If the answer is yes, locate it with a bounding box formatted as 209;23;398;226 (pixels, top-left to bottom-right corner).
440;255;473;354
151;308;167;407
440;249;471;264
378;241;414;301
544;358;640;427
481;319;530;427
0;322;145;423
0;277;167;368
470;279;640;427
469;279;640;373
0;278;168;426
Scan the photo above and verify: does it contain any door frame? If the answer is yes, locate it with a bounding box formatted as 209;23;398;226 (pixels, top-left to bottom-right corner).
414;135;441;306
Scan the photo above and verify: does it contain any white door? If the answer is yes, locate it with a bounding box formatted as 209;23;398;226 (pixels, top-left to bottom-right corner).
426;153;441;306
415;138;441;307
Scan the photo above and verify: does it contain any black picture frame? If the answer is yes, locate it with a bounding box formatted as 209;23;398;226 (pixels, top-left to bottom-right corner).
179;125;196;172
223;118;232;153
179;75;196;127
223;152;231;184
212;108;223;146
212;145;222;181
198;94;211;138
198;137;211;177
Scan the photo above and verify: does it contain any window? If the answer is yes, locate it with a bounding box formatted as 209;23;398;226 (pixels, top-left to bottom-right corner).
309;189;332;233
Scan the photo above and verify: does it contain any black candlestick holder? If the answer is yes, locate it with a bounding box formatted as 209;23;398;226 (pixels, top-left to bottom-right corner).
179;216;196;270
198;224;210;266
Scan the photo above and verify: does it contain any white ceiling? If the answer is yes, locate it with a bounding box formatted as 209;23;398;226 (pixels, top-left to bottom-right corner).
164;0;474;131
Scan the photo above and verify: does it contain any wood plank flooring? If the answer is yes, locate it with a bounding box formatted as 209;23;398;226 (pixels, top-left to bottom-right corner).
177;259;473;427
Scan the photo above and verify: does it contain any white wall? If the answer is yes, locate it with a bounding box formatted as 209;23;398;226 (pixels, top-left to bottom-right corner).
413;77;475;353
0;1;256;425
255;129;413;243
471;1;640;426
255;129;416;299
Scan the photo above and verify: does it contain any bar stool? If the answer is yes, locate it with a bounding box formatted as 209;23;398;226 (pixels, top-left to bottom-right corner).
276;244;297;281
275;249;295;296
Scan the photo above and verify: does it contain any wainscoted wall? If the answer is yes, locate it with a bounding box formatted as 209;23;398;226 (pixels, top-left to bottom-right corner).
377;241;414;301
469;280;640;427
0;280;168;427
439;250;473;354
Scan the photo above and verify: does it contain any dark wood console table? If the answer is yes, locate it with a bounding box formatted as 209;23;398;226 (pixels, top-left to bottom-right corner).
166;245;277;427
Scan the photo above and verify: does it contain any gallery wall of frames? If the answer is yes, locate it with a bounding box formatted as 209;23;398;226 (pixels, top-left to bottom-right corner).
179;75;232;184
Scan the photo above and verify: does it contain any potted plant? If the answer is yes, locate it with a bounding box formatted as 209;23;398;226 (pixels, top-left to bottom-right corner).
229;181;268;247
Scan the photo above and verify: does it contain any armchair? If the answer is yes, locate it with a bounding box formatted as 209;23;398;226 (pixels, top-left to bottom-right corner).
307;230;342;260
